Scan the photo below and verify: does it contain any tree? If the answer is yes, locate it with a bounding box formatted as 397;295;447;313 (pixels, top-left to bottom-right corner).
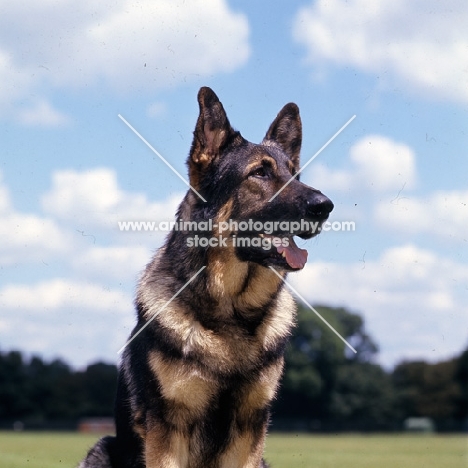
0;351;30;419
329;363;396;429
25;356;73;421
80;362;118;417
273;303;386;427
392;358;462;425
0;350;118;424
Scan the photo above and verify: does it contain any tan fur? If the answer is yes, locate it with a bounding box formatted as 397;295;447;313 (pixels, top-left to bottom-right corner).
192;152;212;165
240;362;284;417
219;431;264;468
148;351;216;424
208;197;252;298
154;300;273;375
207;249;249;299
146;354;282;468
236;266;284;310
257;288;296;350
145;424;189;468
243;155;278;176
206;243;284;309
213;198;234;236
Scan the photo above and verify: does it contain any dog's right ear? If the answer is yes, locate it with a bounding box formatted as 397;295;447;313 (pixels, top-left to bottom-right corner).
189;87;238;166
188;87;241;190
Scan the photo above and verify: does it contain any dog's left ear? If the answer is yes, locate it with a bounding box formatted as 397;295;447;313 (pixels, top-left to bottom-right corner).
263;103;302;169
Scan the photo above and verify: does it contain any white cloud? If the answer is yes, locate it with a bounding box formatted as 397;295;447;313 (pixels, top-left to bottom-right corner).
294;0;468;103
309;135;416;193
0;167;166;365
1;279;130;313
146;101;167;119
0;279;134;366
83;0;250;88
15;98;71;127
291;244;468;367
0;0;250;123
0;167;178;267
0;213;70;265
41;168;183;230
0;166;178;269
375;190;468;242
72;245;151;282
0;171;71;265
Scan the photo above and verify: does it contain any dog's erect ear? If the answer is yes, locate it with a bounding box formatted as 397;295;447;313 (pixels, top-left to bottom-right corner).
263;103;302;169
190;87;237;166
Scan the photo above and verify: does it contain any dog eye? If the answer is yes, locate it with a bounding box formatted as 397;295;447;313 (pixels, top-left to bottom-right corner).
250;167;267;178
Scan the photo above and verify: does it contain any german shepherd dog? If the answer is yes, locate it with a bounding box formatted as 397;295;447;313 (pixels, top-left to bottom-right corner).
80;87;333;467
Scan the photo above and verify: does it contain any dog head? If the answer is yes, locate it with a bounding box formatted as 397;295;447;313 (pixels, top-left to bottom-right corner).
186;87;333;271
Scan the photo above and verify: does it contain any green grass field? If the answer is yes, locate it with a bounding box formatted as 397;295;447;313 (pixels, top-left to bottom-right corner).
0;431;466;467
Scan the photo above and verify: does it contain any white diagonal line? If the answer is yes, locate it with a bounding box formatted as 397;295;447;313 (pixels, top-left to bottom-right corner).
269;266;357;354
268;114;356;202
118;114;207;202
117;266;206;354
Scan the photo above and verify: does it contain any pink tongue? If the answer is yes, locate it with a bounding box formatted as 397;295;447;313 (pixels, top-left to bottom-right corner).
276;237;308;269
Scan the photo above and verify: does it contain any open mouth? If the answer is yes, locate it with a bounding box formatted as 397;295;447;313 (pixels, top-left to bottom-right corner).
229;217;330;271
258;233;309;270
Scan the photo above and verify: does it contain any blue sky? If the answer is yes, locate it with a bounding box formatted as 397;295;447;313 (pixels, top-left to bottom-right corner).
1;0;467;369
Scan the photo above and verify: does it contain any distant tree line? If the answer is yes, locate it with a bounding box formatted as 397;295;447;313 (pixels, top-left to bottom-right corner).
0;305;467;431
274;305;468;432
0;354;117;428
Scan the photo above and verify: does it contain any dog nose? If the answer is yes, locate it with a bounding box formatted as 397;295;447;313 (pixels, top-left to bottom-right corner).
307;193;334;219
